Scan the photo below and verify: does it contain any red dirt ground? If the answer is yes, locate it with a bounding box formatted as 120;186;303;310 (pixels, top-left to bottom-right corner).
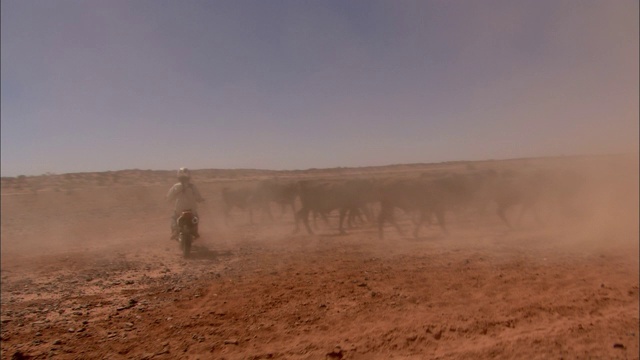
1;158;638;359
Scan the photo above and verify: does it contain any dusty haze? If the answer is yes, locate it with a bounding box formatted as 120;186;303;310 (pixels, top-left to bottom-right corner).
3;1;637;357
1;154;638;359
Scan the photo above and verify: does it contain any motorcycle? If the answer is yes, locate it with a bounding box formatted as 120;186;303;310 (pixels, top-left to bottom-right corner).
176;209;199;258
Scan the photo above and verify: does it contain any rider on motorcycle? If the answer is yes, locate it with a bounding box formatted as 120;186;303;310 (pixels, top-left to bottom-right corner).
166;167;205;240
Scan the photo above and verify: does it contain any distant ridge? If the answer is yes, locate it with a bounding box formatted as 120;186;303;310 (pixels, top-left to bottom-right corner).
1;152;634;180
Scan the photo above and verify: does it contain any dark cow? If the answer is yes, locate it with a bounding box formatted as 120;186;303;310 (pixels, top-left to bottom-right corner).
377;173;485;238
221;186;258;225
377;178;445;239
295;178;375;235
485;172;541;228
485;168;590;228
252;179;299;221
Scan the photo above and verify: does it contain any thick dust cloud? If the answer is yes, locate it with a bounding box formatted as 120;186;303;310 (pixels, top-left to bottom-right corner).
0;155;637;260
1;156;638;359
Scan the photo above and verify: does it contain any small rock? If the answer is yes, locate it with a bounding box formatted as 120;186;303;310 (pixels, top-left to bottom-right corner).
155;349;170;356
11;351;29;360
52;339;62;345
613;343;625;349
326;346;343;359
223;339;239;345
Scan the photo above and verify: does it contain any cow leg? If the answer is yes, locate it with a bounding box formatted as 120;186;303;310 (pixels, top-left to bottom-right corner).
288;201;296;221
391;215;405;236
378;209;387;239
363;205;374;224
347;207;360;228
378;202;391;239
516;203;528;227
354;207;366;225
413;211;426;238
530;202;544;226
347;208;355;228
411;212;420;226
223;205;231;226
313;211;329;229
266;203;275;222
298;207;313;235
497;203;513;228
321;212;330;226
292;207;302;233
516;200;543;227
379;203;404;239
338;208;348;235
435;209;448;235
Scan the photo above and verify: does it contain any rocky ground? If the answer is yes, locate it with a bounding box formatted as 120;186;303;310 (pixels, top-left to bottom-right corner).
1;158;638;359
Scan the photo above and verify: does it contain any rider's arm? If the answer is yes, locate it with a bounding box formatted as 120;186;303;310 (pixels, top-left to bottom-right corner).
166;184;180;202
192;184;205;202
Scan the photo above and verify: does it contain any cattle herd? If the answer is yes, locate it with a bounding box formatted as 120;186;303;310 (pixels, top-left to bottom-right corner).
219;165;598;238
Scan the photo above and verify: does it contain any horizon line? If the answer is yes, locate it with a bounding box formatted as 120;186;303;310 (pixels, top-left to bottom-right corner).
2;152;635;179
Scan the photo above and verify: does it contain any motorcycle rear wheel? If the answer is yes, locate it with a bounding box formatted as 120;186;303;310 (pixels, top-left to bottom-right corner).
179;232;192;258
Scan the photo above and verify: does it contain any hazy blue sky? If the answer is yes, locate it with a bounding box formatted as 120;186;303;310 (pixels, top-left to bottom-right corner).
2;1;638;176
